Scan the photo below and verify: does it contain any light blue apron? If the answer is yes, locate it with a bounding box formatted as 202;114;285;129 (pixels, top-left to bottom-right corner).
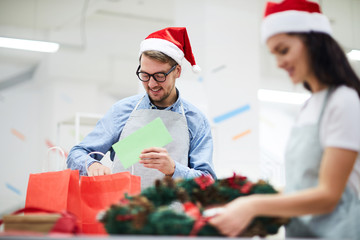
284;88;360;239
112;95;190;190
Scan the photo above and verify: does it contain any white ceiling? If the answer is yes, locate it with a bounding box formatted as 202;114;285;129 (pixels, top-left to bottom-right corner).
0;0;359;93
0;0;175;95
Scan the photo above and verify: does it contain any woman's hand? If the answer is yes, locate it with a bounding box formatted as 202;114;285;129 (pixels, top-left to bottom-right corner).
208;196;256;237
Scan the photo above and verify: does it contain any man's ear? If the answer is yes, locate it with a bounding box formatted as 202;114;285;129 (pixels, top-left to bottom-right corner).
176;65;182;78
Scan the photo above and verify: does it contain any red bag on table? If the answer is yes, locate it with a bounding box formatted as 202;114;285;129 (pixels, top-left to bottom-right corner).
25;169;141;234
25;169;81;223
80;172;140;234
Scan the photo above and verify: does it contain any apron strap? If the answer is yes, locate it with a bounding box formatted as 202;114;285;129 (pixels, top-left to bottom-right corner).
180;102;186;117
317;87;334;126
133;95;146;111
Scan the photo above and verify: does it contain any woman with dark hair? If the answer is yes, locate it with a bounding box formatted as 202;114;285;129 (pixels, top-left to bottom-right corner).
209;0;360;238
296;32;360;96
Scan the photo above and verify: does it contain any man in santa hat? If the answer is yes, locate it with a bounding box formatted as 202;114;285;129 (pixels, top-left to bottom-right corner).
67;27;216;189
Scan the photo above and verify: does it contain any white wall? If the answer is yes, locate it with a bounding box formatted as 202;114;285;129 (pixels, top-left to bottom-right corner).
0;81;42;213
174;0;262;180
0;70;116;213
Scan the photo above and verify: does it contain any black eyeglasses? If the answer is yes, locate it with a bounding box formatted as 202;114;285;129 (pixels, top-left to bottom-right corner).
136;64;177;82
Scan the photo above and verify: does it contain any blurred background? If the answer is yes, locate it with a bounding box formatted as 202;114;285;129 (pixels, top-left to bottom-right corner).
0;0;359;216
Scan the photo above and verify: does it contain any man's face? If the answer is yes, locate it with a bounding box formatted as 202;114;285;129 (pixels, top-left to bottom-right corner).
139;55;180;108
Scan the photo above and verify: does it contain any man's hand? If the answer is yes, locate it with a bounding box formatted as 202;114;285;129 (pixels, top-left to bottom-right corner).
139;147;175;176
87;162;111;176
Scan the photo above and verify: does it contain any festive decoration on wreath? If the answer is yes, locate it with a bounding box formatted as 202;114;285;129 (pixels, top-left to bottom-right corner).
100;173;290;237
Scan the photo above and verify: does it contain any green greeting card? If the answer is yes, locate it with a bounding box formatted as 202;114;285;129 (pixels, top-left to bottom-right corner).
112;117;173;169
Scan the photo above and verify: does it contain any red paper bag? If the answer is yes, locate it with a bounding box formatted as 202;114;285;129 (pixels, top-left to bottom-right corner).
130;174;141;195
25;169;81;224
25;169;141;235
80;172;141;234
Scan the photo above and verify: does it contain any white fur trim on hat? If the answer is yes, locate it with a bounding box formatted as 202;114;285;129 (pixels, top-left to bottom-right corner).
261;10;332;44
192;65;201;73
139;38;184;65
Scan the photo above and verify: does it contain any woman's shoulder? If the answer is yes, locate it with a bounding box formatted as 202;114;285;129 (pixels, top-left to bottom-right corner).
324;85;360;122
330;85;360;106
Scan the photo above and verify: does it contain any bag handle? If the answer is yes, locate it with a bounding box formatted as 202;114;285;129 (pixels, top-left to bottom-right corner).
45;146;66;172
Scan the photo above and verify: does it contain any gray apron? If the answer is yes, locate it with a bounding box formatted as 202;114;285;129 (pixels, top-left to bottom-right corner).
284;88;360;239
112;96;190;190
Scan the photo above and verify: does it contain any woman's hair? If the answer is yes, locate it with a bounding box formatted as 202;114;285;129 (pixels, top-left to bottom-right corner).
139;50;178;67
292;32;360;98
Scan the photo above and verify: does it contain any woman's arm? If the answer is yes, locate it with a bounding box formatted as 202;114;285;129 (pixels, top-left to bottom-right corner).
209;147;357;237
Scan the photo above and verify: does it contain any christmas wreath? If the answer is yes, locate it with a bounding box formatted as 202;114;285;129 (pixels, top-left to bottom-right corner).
100;174;289;237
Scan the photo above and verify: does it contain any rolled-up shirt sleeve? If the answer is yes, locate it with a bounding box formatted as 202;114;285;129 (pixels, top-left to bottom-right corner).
66;96;137;175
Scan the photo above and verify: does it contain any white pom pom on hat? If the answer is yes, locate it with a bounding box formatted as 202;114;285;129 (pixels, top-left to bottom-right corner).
192;65;201;73
261;0;332;44
139;27;201;73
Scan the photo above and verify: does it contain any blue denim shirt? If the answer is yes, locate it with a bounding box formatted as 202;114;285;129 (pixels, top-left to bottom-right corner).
67;90;216;179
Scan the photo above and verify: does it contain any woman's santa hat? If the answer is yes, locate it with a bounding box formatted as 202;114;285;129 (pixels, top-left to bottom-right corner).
139;27;201;73
261;0;332;43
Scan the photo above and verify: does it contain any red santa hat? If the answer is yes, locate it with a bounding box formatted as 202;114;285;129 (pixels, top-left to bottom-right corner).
261;0;332;43
139;27;201;73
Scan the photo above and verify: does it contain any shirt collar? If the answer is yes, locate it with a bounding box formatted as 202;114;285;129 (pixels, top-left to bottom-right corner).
144;88;182;111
